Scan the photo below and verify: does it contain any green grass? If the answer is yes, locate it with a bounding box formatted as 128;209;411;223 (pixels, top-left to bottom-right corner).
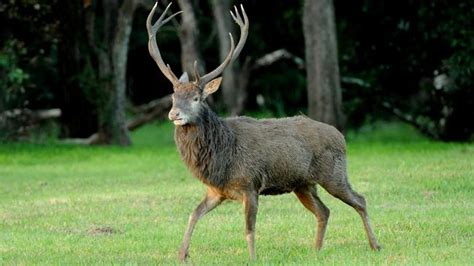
0;121;473;265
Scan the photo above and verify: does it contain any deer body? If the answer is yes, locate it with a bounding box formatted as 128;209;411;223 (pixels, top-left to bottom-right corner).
146;2;380;262
176;113;345;199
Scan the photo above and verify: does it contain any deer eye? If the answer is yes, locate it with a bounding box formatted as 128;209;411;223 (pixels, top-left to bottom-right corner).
193;97;199;102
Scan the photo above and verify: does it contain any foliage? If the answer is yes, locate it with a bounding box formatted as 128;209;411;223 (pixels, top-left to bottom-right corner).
0;0;59;111
0;40;31;110
336;0;474;141
251;64;306;117
0;122;473;264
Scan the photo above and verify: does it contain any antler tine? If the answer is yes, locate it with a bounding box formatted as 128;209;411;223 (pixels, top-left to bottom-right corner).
229;4;249;61
198;4;247;86
193;61;201;84
147;2;182;85
199;33;235;86
167;64;179;81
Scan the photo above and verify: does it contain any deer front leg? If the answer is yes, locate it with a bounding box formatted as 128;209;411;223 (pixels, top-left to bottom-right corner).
178;189;223;262
243;191;258;261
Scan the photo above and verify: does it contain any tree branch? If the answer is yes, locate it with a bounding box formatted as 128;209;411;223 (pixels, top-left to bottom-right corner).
252;49;304;70
381;102;438;139
127;94;172;130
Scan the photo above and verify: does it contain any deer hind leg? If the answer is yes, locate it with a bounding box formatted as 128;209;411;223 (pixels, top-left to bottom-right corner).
243;191;258;261
178;189;224;262
321;156;381;251
295;186;330;249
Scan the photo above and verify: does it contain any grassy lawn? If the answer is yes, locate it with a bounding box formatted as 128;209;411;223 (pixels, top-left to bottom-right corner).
0;121;472;264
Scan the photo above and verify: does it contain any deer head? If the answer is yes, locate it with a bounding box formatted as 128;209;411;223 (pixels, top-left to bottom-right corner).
147;2;248;126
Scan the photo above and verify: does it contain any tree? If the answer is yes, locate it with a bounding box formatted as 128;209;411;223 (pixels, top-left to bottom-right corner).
83;0;151;145
176;0;204;76
303;0;345;131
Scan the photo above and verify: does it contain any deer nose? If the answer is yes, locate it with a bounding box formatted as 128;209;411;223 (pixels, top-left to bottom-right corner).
168;109;180;121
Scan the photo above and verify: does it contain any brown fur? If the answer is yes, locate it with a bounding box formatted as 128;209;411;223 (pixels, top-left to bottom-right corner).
176;108;345;199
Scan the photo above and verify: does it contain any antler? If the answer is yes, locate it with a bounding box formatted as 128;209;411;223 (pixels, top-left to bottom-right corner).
195;4;248;87
229;4;249;62
147;2;182;85
197;34;235;86
147;2;248;88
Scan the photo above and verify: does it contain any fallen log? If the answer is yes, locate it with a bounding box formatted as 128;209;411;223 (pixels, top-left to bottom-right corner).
0;108;61;140
63;94;172;145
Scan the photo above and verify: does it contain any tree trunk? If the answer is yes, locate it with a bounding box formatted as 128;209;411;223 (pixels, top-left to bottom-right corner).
303;0;345;131
211;0;246;115
84;0;146;146
176;0;204;77
108;0;137;145
95;0;130;145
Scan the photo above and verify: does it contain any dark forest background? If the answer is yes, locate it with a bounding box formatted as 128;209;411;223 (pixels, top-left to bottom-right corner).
1;0;473;144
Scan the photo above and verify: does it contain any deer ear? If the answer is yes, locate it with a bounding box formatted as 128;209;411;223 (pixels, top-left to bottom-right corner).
202;77;222;98
179;72;189;83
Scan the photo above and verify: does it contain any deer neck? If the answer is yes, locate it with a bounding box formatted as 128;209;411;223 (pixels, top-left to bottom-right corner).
174;107;235;188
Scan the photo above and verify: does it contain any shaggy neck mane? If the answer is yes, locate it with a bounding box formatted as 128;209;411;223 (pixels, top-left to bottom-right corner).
175;106;235;188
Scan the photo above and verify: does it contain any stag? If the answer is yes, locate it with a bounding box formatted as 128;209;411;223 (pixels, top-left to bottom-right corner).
146;2;381;262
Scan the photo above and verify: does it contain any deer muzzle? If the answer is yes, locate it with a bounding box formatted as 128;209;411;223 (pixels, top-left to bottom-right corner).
169;108;187;126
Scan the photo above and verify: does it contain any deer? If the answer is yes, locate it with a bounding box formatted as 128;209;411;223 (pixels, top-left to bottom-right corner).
146;2;381;262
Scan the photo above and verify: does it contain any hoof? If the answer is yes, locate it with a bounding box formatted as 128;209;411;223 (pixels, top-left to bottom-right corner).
314;241;324;251
371;244;382;251
178;250;189;263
